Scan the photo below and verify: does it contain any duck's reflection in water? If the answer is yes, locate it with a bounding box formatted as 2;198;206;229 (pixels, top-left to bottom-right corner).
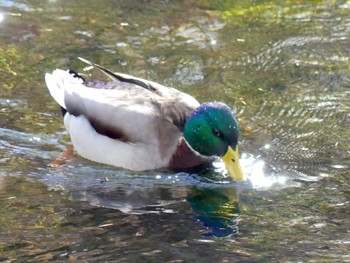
66;175;240;237
188;186;240;237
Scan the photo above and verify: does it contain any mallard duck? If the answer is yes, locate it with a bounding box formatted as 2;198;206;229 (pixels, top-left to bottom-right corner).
45;58;244;181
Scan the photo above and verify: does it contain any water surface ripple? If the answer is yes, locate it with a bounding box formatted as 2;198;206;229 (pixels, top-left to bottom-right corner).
0;0;349;262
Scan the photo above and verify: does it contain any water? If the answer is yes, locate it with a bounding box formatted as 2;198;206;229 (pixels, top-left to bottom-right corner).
1;0;349;262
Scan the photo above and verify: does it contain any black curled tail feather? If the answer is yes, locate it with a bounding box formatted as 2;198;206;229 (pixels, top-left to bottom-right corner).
61;107;67;117
68;69;85;82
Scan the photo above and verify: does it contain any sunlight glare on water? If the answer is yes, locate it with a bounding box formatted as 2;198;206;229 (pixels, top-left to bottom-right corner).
212;152;288;189
241;153;287;189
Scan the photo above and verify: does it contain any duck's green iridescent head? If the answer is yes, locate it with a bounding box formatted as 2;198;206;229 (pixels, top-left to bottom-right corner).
184;102;244;181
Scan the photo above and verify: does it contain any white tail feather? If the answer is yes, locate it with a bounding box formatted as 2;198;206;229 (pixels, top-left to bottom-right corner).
45;69;83;109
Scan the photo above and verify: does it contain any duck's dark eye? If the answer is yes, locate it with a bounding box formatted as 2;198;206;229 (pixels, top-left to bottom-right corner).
213;128;222;138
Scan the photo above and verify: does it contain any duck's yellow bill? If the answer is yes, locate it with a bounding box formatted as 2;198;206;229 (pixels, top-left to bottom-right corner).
222;146;245;181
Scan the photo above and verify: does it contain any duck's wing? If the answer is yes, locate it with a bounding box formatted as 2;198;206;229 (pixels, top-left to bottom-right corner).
78;57;200;130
